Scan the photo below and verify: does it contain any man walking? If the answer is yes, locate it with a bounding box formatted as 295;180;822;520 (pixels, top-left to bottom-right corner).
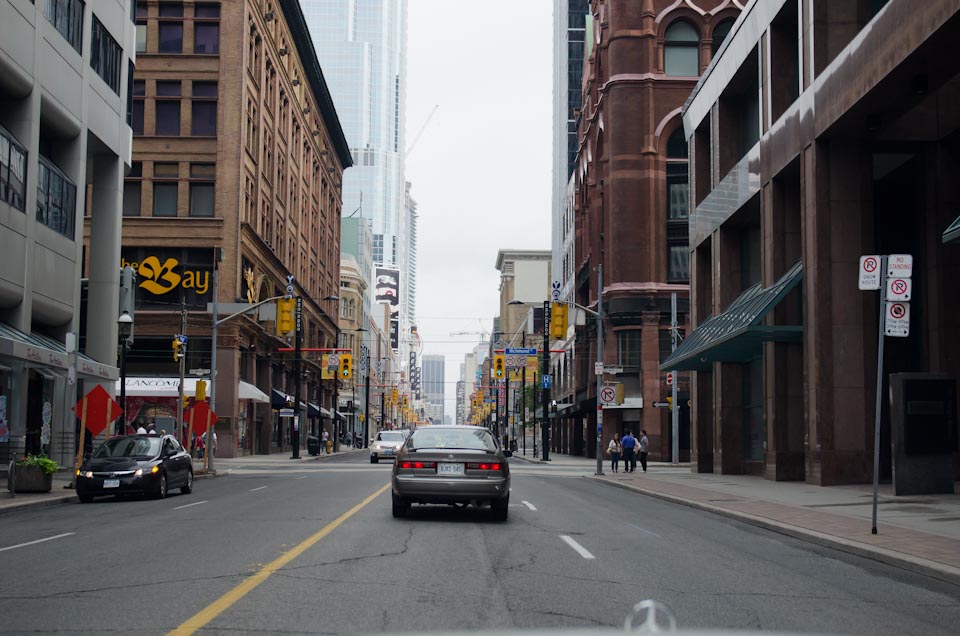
621;429;637;473
638;429;649;473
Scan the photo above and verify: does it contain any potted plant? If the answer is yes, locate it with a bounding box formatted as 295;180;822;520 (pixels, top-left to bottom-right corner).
9;455;59;493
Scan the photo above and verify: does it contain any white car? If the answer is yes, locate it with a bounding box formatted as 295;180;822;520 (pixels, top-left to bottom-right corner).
370;431;406;463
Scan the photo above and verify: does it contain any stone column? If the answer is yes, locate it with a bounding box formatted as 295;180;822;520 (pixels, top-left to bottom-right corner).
640;312;662;458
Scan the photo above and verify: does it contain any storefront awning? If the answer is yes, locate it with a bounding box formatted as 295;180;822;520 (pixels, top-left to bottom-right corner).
660;261;804;372
238;380;270;403
308;402;321;417
944;215;960;244
118;377;270;401
270;389;307;410
0;322;116;380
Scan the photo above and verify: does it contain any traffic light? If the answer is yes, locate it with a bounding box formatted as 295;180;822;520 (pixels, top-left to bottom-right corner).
493;353;505;378
172;338;185;361
339;353;353;379
550;302;568;339
195;380;207;402
277;298;295;334
665;396;673;411
402;396;409;409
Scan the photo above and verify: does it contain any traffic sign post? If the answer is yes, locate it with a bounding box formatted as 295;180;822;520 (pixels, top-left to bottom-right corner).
885;301;910;337
886;277;911;302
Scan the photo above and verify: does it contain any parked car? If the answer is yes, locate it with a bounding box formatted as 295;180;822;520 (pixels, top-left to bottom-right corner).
370;430;407;463
76;434;193;502
390;425;511;520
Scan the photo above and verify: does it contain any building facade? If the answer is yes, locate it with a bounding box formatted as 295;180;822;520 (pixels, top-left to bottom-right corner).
1;0;134;466
422;353;443;424
402;180;417;326
671;0;960;484
105;0;351;457
568;0;741;461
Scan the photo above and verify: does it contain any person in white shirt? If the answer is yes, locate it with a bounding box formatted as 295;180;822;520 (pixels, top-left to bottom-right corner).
606;433;622;473
136;425;147;434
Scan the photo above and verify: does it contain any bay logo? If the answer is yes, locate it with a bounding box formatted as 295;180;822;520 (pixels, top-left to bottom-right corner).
121;256;210;295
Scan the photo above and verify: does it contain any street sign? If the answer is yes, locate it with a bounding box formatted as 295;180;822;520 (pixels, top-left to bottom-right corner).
506;347;537;356
176;334;188;344
326;353;339;368
72;385;123;437
653;401;671;408
542;374;551;389
887;254;913;278
603;366;624;374
599;384;617;405
594;361;603;376
885;301;910;337
858;255;881;290
886;277;912;302
189;368;211;376
552;280;561;302
666;371;674;387
279;408;294;417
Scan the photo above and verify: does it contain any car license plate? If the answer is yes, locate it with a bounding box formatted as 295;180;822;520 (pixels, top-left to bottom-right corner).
438;463;464;476
383;448;393;455
103;479;120;488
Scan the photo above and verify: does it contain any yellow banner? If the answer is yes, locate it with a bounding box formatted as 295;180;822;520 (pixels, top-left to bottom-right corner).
321;366;335;380
508;357;539;382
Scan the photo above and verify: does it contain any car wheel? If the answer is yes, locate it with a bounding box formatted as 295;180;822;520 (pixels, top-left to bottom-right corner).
391;492;409;518
491;496;509;521
78;494;93;503
155;472;168;499
181;470;193;494
371;456;379;464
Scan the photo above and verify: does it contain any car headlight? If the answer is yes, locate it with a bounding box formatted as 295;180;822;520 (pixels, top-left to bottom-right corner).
134;468;143;477
80;470;93;479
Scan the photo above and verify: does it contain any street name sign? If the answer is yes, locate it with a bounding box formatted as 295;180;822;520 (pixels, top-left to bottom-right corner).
506;347;537;355
858;255;881;290
885;301;910;337
653;401;671;408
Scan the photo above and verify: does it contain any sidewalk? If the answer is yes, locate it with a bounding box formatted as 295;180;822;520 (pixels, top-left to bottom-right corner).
0;447;365;515
519;452;960;586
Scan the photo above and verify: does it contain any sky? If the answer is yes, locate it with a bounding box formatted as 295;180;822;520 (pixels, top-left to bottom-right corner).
404;0;554;418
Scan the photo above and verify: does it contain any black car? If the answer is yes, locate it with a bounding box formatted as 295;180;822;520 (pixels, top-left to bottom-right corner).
76;434;193;502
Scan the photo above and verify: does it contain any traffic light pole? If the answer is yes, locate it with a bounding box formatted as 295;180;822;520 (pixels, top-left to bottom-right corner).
363;352;371;448
177;299;186;445
541;301;550;462
292;296;303;459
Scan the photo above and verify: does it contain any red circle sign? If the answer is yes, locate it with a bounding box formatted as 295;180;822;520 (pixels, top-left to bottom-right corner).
863;257;878;272
891;279;907;294
600;387;616;402
890;303;906;319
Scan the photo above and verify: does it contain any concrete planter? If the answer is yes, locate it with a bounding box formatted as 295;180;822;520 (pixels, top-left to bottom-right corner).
8;465;54;493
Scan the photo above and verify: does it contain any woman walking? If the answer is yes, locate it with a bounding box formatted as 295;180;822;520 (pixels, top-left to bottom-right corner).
607;433;622;473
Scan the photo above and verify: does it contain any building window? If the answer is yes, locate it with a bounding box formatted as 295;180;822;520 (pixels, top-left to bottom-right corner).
668;246;690;282
157;2;183;53
191;81;217;136
135;1;147;52
189;163;215;217
711;18;735;57
193;3;220;54
132;80;145;134
155;81;181;135
666;127;689;282
0;126;28;212
617;331;642;370
90;16;122;94
664;21;700;76
123;161;142;216
152;162;179;216
44;0;85;53
36;156;77;239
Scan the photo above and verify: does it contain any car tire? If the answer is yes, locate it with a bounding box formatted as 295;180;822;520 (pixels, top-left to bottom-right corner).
78;494;93;503
155;472;168;499
392;493;409;518
371;456;379;464
491;496;509;522
181;470;193;494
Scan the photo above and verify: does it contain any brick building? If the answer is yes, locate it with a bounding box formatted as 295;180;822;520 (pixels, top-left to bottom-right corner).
562;0;741;461
84;0;352;456
667;0;960;485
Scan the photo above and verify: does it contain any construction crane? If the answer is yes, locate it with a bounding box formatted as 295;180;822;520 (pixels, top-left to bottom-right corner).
405;104;439;159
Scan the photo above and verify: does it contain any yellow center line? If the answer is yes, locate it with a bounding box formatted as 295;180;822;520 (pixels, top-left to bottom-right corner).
168;482;391;636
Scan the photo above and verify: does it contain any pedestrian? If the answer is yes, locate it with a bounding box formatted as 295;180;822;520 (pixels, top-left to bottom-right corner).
147;423;158;436
136;422;147;434
638;429;649;473
321;429;329;453
621;429;637;473
607;433;622;473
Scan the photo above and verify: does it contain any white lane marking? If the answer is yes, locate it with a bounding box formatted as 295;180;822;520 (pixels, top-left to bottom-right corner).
626;522;661;538
0;532;75;553
559;535;595;559
173;500;208;510
295;475;308;480
521;500;537;511
249;486;268;492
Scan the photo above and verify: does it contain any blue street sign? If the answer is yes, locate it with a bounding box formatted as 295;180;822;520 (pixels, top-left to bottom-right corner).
506;347;537;356
176;334;188;344
542;374;551;389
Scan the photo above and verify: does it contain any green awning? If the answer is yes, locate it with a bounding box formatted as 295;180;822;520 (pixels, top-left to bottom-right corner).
660;261;804;372
944;216;960;244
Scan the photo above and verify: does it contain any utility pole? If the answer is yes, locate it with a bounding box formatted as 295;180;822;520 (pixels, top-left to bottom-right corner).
671;292;679;464
207;254;220;473
521;332;526;455
541;301;550;462
177;299;186;444
595;262;604;476
292;296;303;459
363;351;371;448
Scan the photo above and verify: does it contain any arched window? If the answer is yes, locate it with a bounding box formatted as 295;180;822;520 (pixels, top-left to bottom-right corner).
665;127;690;282
664;21;700;76
711;19;735;57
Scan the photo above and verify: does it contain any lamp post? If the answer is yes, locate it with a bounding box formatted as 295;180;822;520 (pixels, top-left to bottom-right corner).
117;312;133;436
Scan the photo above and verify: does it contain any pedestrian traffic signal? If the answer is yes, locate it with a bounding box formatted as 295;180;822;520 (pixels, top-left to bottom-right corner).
493;353;505;378
172;338;185;361
339;353;353;379
277;298;295;334
550;302;568;339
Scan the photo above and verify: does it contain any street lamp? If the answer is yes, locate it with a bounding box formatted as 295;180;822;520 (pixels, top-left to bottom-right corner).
117;312;133;436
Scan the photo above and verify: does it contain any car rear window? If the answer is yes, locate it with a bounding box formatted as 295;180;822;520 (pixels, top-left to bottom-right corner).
408;428;497;451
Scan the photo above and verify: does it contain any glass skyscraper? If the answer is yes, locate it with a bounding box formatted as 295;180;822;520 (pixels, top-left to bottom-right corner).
302;0;408;268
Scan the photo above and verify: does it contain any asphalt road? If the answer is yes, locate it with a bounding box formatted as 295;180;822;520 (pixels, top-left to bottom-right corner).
0;453;958;635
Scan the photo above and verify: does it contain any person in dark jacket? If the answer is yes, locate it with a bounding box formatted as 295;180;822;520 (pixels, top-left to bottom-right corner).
621;430;637;473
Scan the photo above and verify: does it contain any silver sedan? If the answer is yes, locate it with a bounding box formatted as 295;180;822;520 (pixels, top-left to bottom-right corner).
390;426;512;520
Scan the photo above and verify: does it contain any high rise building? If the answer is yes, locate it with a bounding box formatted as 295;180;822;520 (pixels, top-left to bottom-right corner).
402;181;418;325
422;354;444;424
302;0;408;268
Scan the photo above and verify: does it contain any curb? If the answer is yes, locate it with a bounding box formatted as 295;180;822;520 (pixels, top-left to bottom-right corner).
0;493;77;515
590;475;960;588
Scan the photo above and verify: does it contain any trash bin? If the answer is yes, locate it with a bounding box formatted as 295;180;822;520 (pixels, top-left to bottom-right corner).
307;435;320;456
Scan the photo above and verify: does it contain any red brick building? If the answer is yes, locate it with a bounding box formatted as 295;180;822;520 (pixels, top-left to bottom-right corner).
560;0;742;460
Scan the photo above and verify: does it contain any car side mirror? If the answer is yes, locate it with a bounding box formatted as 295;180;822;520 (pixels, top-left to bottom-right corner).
503;450;513;458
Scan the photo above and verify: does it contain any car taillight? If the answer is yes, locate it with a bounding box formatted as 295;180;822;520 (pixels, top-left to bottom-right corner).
466;462;502;471
400;461;436;470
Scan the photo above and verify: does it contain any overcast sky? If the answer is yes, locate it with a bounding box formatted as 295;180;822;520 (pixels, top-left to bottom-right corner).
405;0;554;417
